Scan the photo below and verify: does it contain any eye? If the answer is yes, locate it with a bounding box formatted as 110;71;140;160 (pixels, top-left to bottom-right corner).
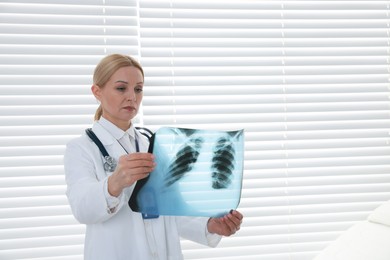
135;86;143;93
116;86;126;92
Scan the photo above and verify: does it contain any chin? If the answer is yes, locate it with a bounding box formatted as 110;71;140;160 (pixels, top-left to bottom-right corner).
124;113;137;121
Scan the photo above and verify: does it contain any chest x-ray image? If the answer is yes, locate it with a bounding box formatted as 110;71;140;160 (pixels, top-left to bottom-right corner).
129;127;244;217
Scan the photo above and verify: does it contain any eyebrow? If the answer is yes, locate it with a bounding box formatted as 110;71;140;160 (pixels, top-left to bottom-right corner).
114;80;144;85
115;80;128;84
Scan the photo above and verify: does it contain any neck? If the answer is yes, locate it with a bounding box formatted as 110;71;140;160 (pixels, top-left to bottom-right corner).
101;116;131;131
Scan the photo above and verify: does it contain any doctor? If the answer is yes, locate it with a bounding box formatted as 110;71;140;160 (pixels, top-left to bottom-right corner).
64;54;243;260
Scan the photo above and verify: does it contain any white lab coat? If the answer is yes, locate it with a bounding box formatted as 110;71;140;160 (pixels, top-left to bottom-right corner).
64;120;222;260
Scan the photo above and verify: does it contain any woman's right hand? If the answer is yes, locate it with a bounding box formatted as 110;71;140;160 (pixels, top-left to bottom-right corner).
107;153;155;197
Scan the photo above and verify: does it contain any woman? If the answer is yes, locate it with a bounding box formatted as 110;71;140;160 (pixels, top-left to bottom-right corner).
64;54;243;260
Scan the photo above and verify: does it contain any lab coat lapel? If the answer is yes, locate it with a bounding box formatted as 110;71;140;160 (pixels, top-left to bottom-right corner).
91;122;127;161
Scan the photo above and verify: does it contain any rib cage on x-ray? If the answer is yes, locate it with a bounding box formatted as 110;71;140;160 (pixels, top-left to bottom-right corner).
164;130;237;189
164;137;204;187
211;137;235;189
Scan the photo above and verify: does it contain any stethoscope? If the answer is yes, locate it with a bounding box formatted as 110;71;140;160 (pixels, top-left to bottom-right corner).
85;127;152;172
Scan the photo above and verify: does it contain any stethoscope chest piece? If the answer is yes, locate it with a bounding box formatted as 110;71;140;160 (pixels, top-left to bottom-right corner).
103;156;117;172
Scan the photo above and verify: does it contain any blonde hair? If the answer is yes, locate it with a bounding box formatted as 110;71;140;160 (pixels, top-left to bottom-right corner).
93;54;144;121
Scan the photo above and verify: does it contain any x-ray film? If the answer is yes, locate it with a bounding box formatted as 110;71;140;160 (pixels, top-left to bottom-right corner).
129;127;244;218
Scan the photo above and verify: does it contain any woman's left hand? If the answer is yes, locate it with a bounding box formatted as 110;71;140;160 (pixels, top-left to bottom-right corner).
207;210;243;236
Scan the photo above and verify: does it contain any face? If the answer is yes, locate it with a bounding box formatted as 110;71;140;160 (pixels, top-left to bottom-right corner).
92;66;144;131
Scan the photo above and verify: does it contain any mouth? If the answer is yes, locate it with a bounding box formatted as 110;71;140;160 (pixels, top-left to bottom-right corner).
123;106;136;112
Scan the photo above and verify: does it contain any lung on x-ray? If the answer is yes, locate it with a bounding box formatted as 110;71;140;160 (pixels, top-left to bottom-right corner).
129;127;244;217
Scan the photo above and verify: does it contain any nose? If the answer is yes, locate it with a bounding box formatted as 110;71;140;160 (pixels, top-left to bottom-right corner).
127;89;136;101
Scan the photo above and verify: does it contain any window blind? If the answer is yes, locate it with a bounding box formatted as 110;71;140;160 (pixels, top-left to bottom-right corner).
138;1;390;259
0;1;139;259
1;1;390;260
